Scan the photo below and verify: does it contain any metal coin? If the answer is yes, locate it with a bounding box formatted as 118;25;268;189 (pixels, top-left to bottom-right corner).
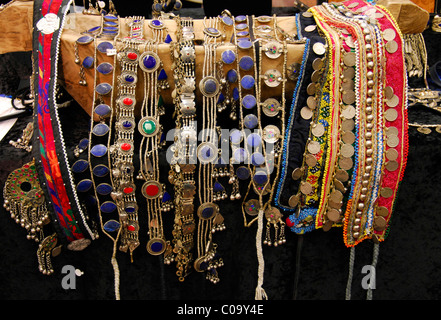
311;70;321;83
330;189;343;203
302;11;313;18
342;79;354;91
328;199;343;209
374;216;387;231
384;86;394;100
365;8;377;16
385;160;398;172
380;187;393;198
374;12;384;19
312;58;324;71
339;157;353;170
300;181;313;195
384;108;398;122
291;167;303;180
305;154;318;167
376;206;389;217
327;209;341;222
340;143;355;158
335;169;349;182
343;67;355;79
385;40;398;54
313;42;326;55
383;28;396;41
386;126;398;137
300;106;313;120
312;122;325;137
288;194;300;208
341;119;355;131
345;36;355;48
342;105;356;119
307;96;317;109
386;148;398;161
342;90;356;105
386;134;399;148
343;52;356;67
347;2;359;8
386;94;399;107
322;220;333;232
342;131;355;144
307;82;316;95
304;25;317;32
307;140;321;154
334;178;346;193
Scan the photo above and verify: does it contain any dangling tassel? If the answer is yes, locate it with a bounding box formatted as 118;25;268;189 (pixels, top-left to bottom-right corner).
366;243;379;300
263;206;286;246
345;246;356;300
111;237;121;300
255;209;268;300
37;233;58;275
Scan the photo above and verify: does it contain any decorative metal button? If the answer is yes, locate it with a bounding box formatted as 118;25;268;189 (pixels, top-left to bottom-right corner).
197;142;218;163
244;199;260;216
264;40;282;59
261;98;280;117
204;27;221;37
142;181;162;199
199;76;220;97
197;202;219;220
263;125;280;143
147;238;166;255
139;51;161;73
264;69;282;87
138;116;159;137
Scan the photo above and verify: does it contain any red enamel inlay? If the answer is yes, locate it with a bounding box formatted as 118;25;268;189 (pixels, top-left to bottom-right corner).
123;97;133;105
121;143;131;151
123;187;134;194
127;52;138;60
145;184;159;196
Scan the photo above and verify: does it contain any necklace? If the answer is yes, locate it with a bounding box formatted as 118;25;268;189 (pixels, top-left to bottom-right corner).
169;16;198;281
137;16;170;257
193;16;225;284
110;17;144;260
